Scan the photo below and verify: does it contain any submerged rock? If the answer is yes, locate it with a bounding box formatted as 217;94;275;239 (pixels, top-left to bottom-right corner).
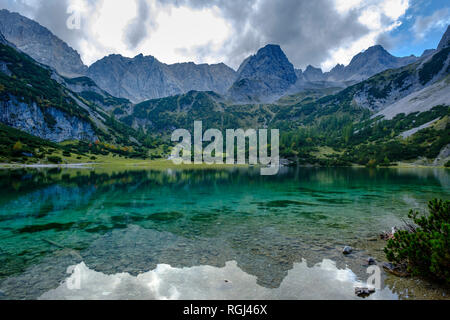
342;246;353;255
355;287;376;298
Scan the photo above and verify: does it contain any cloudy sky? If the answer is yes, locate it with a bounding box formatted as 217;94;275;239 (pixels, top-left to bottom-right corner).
0;0;449;70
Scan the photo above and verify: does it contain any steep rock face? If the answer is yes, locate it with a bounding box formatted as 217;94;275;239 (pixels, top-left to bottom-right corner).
375;78;450;120
302;65;326;81
228;44;297;102
0;38;142;145
421;49;436;57
168;62;236;94
235;45;297;82
0;32;12;76
87;54;237;103
437;25;450;50
0;97;98;143
0;31;8;45
326;64;345;80
0;30;17;52
290;45;419;97
228;78;277;102
0;9;87;77
87;54;182;103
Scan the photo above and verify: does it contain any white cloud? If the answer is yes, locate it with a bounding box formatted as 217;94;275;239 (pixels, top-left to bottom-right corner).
0;0;231;65
1;0;413;70
412;8;450;40
334;0;364;14
138;6;231;65
381;0;409;20
87;0;137;62
322;0;409;70
74;0;231;65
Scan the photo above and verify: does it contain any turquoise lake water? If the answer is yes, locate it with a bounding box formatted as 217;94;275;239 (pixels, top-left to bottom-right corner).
0;167;448;299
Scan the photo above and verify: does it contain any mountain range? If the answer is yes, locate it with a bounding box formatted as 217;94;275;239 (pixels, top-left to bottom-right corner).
0;9;429;104
311;45;418;82
0;9;237;103
0;8;448;166
87;54;236;103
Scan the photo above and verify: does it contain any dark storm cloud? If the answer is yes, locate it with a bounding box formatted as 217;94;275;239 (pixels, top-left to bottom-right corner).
33;0;104;52
245;0;369;69
1;0;376;69
33;0;79;45
157;0;370;69
123;0;152;49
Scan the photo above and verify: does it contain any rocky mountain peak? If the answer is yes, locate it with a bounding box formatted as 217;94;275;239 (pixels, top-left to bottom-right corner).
305;65;321;72
0;9;87;77
331;45;418;82
0;30;17;50
132;53;157;62
437;25;450;50
236;44;297;82
303;65;325;81
229;44;297;102
365;44;386;52
349;45;392;65
254;44;285;60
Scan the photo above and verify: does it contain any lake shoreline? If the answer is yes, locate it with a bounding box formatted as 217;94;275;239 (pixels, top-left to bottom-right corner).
0;160;250;170
0;160;447;170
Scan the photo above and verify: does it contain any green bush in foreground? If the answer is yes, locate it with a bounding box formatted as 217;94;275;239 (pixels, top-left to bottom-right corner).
384;199;450;284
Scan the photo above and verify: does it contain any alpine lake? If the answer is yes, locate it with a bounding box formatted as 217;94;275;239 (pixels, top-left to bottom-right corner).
0;165;448;300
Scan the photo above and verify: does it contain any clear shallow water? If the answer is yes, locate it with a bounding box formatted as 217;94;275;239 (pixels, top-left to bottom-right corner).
0;167;448;300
